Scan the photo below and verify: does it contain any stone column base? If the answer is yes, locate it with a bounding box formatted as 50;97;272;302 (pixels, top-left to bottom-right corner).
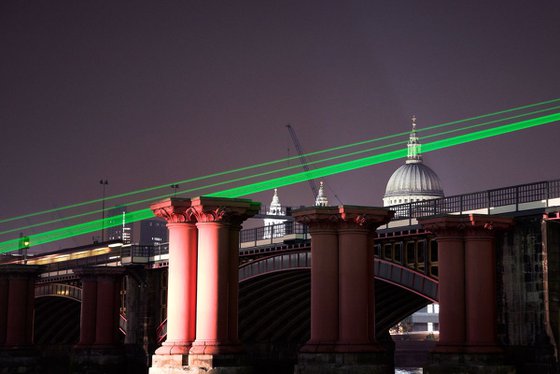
424;351;516;374
149;353;253;374
70;346;126;374
149;353;189;373
0;348;41;374
294;352;393;374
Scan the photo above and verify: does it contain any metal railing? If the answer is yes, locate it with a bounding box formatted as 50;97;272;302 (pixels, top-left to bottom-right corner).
388;179;560;224
239;221;309;247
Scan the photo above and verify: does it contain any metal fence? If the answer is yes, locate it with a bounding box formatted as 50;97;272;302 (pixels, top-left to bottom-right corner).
387;179;560;226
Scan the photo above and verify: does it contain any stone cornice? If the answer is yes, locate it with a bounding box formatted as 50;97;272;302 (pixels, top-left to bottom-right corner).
418;214;514;238
190;197;261;225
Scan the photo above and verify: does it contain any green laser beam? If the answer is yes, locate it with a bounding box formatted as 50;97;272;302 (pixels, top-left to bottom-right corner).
4;103;560;236
2;97;559;225
209;112;560;197
1;111;558;254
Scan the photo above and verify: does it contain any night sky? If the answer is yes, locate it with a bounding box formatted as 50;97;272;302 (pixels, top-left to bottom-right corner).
1;1;559;247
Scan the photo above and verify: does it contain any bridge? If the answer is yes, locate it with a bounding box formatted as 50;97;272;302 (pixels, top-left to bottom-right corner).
1;179;560;373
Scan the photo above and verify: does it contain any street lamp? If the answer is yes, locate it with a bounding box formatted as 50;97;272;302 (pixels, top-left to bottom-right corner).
100;179;109;242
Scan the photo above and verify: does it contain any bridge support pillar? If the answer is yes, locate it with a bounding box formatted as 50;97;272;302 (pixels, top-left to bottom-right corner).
293;206;393;374
72;266;125;374
296;206;340;352
187;197;260;374
420;214;514;374
0;264;42;374
149;197;259;374
149;198;198;372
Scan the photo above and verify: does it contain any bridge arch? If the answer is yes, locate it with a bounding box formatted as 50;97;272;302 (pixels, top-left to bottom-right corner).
238;250;437;347
35;283;82;302
33;284;81;345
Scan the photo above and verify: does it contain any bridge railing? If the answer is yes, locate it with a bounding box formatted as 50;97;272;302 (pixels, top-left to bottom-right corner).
388;179;560;223
239;221;309;248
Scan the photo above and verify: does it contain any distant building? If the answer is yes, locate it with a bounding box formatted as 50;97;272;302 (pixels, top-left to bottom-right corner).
315;181;329;207
383;117;442;334
263;189;287;239
107;206;167;246
383;116;444;207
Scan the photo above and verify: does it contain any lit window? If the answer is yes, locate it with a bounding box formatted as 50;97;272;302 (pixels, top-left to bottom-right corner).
434;304;440;314
427;304;434;313
427;322;434;332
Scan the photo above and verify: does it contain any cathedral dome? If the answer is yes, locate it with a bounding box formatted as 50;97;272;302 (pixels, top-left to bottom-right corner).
384;163;443;199
383;116;444;206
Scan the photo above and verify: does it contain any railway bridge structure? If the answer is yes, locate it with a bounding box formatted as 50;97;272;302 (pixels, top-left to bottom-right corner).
1;179;560;373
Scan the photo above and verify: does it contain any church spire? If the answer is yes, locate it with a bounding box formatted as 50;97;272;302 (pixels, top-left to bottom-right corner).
406;115;423;164
315;181;329;207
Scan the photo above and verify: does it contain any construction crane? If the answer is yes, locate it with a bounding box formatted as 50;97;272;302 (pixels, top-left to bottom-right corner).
286;124;319;199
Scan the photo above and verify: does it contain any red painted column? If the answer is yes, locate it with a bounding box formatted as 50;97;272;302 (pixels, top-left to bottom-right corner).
464;215;512;351
76;274;97;346
0;265;41;347
74;267;125;348
419;216;467;351
151;198;198;356
188;197;259;359
336;207;392;352
293;207;340;351
95;271;123;346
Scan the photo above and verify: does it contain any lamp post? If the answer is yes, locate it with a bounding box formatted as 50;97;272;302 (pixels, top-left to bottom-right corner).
170;184;180;196
100;179;109;242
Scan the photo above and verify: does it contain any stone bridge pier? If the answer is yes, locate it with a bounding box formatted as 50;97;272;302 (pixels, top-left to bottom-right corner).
149;196;260;374
419;214;515;374
0;264;42;374
292;205;394;374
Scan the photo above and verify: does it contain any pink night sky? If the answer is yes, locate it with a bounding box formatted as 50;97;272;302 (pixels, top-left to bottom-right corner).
1;1;560;247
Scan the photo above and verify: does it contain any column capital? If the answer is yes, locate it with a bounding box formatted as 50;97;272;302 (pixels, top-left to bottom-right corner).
189;196;260;225
337;205;393;232
465;214;514;236
293;206;393;232
292;206;340;232
419;214;514;239
0;264;42;279
150;197;195;224
418;215;468;238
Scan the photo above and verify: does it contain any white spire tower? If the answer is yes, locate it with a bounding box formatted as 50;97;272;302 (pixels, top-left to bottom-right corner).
315;181;329;207
263;189;287;239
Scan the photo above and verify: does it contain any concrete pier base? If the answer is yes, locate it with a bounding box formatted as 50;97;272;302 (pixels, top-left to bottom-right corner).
424;351;516;374
294;352;393;374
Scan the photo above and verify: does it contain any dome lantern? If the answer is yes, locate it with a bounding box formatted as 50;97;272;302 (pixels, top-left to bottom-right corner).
383;117;444;207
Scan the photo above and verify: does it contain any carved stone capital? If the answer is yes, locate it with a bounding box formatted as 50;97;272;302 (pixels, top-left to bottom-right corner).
464;214;514;238
419;214;513;239
292;206;340;232
0;264;43;279
337;205;393;232
418;215;467;238
150;198;194;224
189;196;260;226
